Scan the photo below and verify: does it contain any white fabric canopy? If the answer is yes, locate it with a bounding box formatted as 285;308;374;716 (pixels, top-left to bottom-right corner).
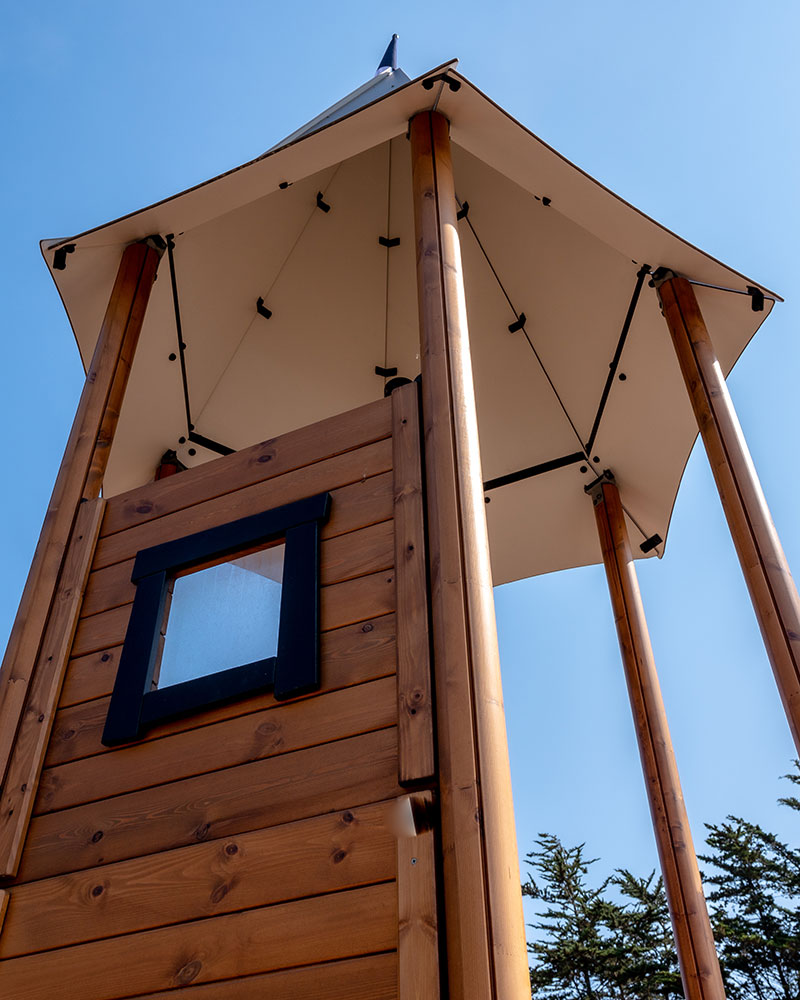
41;61;777;584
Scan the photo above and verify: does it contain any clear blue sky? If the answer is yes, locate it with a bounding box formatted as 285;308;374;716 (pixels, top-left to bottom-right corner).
2;1;798;910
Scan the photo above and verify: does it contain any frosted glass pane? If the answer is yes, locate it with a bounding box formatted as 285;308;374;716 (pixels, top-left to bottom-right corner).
157;543;285;688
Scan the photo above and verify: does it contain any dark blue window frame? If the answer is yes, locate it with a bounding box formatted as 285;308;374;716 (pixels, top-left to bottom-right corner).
102;491;331;747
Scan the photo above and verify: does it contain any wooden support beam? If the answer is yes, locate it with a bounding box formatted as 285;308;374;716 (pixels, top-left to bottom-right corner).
591;475;726;1000
392;382;434;785
658;274;800;753
0;498;105;877
0;241;161;792
410;110;529;999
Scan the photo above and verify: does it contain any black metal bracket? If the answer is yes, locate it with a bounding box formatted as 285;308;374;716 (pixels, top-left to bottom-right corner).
584;469;615;505
375;365;398;377
316;191;331;213
422;73;461;92
384;376;413;397
456;201;470;220
52;244;75;270
378;236;400;248
256;296;273;320
648;266;675;289
188;431;235;457
508;313;527;334
278;181;292;190
144;234;167;256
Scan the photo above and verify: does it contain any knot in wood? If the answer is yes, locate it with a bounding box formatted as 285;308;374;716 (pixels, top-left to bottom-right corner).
342;811;355;825
361;622;374;633
175;960;202;985
210;882;230;904
224;842;238;856
135;503;153;514
332;849;347;864
91;884;104;898
195;823;211;841
91;830;104;843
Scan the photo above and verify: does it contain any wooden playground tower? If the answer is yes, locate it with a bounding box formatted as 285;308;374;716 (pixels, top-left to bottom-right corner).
0;39;798;999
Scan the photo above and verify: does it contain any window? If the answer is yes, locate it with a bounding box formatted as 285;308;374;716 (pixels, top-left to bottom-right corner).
102;492;331;746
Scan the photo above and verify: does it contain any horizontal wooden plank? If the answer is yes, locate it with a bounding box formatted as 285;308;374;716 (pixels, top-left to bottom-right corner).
20;727;401;882
323;568;396;631
0;881;397;1000
51;614;397;763
38;675;397;814
59;646;121;709
93;440;392;571
70;565;395;660
53;613;396;759
2;801;396;957
82;518;394;619
124;954;397;1000
101;396;392;538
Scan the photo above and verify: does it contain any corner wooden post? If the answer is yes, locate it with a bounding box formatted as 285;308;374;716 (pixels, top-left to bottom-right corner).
0;240;161;790
658;274;800;753
410;110;529;999
591;475;726;1000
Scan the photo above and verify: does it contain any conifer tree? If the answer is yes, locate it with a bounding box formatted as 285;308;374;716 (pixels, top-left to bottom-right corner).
699;765;800;999
523;834;682;999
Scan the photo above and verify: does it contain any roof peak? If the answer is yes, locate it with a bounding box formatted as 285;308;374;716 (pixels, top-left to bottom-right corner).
375;34;398;75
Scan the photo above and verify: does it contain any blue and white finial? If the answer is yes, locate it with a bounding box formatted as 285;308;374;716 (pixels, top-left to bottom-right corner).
375;34;399;75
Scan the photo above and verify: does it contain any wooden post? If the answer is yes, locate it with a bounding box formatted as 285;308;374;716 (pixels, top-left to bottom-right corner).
410;110;530;999
591;474;726;1000
0;240;161;790
658;274;800;753
0;498;105;876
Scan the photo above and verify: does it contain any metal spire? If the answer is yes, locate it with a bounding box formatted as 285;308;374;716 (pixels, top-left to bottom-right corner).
375;34;399;75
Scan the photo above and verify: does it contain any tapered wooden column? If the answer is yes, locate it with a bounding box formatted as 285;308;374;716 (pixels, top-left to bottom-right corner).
0;239;161;790
591;474;725;1000
658;273;800;753
410;110;529;999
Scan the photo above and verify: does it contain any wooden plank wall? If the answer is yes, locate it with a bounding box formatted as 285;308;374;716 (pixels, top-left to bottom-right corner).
0;390;438;999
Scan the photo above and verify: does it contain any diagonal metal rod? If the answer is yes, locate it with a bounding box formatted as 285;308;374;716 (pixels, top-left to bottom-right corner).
166;234;193;435
585;263;650;454
483;451;585;492
456;198;590;461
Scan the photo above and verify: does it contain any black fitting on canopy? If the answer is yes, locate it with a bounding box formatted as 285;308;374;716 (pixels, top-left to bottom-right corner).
256;297;273;320
378;236;400;248
508;313;526;333
316;191;331;213
746;285;765;312
52;244;75;270
640;533;663;554
422;73;461;92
